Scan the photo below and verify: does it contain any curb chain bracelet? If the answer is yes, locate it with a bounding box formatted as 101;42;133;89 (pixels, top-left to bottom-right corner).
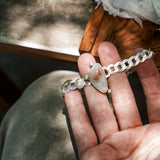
61;49;154;94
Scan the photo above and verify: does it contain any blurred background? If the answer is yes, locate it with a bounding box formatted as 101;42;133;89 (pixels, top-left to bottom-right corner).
0;0;93;120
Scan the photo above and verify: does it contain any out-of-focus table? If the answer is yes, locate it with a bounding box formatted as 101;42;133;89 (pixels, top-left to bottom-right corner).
0;0;93;62
0;0;93;111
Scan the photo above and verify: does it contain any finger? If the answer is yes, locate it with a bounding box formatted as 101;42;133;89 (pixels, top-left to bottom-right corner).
98;42;142;130
135;48;160;122
64;90;97;156
78;53;118;143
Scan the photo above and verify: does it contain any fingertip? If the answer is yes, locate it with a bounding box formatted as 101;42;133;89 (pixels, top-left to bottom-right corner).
78;53;95;65
78;53;96;76
98;41;117;54
97;41;120;65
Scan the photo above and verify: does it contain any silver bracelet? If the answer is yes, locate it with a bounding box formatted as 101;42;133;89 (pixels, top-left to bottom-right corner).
61;49;154;94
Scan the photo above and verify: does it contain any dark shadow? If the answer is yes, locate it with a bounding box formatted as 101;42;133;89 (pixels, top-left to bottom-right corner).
128;73;149;124
63;107;79;160
0;51;79;91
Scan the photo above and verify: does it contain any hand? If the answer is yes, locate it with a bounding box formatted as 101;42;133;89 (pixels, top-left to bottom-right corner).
64;42;160;160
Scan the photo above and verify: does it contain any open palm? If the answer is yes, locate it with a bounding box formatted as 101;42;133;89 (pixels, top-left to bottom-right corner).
64;42;160;160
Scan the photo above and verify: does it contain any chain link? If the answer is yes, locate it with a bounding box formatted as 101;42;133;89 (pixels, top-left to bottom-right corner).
103;49;154;78
61;49;154;93
61;75;90;93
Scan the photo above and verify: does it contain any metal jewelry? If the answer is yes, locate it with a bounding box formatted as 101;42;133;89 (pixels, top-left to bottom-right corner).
61;49;154;94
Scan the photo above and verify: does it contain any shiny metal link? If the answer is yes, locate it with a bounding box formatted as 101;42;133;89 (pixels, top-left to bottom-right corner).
103;49;154;78
61;75;90;93
61;49;154;94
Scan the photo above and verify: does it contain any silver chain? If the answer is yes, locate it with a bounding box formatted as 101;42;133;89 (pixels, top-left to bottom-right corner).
61;75;90;93
103;49;154;78
61;49;154;93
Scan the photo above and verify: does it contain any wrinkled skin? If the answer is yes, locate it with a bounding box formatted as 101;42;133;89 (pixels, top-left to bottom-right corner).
64;42;160;160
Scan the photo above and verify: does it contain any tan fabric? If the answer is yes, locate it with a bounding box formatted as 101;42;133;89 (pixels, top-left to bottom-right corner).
0;71;79;160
